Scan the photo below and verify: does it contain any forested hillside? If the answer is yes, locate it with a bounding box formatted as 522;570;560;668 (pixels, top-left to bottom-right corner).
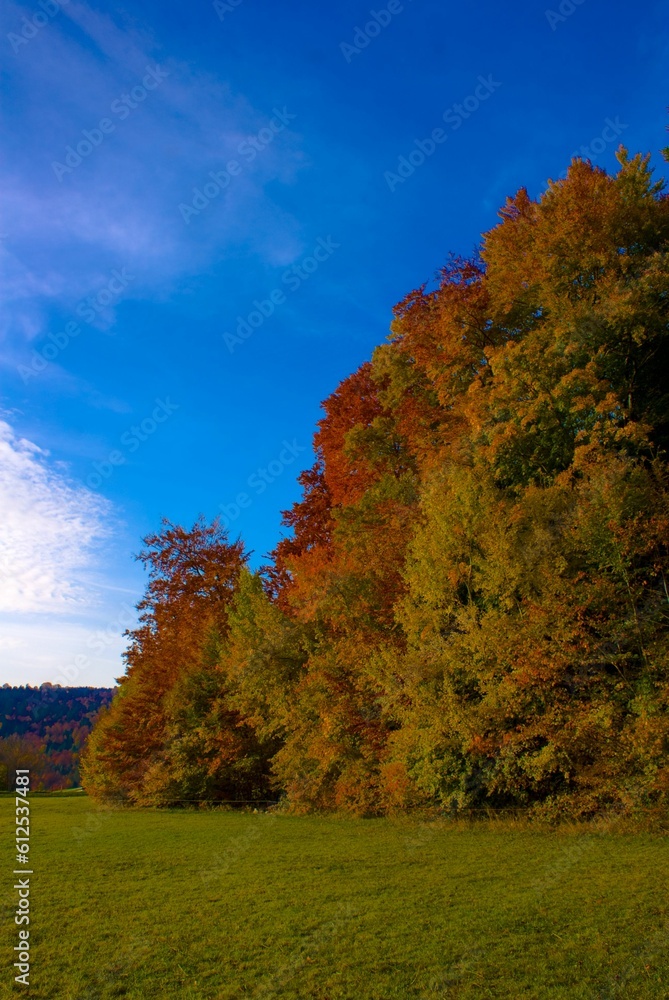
0;685;114;789
83;147;669;819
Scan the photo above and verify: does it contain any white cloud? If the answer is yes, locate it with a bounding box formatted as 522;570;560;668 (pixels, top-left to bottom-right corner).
0;419;112;614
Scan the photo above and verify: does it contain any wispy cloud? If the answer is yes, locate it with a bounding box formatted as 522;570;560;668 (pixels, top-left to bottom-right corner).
1;1;307;351
0;418;111;614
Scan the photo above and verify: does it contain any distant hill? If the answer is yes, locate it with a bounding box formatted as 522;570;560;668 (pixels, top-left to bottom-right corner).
0;684;114;790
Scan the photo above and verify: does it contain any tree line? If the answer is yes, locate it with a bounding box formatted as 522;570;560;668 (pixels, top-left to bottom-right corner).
0;685;113;789
83;145;669;819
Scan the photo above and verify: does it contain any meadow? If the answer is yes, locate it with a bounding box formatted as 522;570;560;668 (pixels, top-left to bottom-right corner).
2;794;668;999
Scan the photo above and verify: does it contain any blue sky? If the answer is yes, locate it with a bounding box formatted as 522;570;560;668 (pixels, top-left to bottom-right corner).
1;0;668;687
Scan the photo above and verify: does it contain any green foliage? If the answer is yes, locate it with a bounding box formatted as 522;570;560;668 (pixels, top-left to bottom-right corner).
85;138;669;821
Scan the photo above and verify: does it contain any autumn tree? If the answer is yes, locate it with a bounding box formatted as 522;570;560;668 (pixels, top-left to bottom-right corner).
82;518;250;803
86;136;669;821
383;151;669;817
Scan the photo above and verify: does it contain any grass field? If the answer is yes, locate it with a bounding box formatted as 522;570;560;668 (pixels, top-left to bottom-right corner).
2;794;668;999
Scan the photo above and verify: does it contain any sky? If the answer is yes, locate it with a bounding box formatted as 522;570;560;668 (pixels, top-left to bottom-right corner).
0;0;668;688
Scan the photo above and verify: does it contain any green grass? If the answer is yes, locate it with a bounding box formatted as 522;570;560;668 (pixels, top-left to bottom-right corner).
2;796;668;999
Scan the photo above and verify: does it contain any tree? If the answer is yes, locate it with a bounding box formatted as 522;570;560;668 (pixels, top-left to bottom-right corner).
82;518;247;802
85;134;669;820
0;735;50;791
